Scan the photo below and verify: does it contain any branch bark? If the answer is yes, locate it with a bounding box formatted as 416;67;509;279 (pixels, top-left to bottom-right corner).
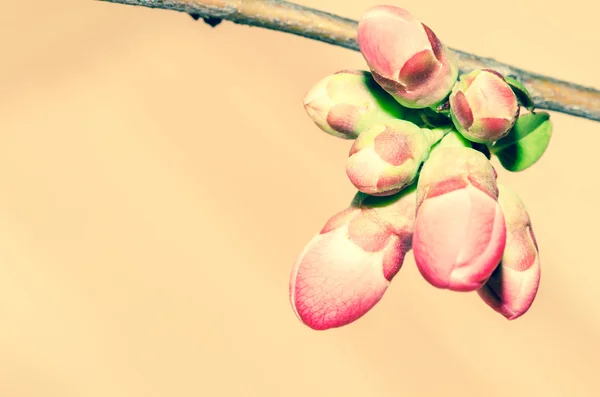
98;0;600;122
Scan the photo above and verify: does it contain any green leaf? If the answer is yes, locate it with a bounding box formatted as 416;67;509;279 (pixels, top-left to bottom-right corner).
491;112;552;172
504;76;535;111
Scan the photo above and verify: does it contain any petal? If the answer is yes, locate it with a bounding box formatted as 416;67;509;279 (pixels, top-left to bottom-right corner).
422;23;443;60
398;49;439;88
466;71;518;119
326;104;362;138
413;185;506;291
290;187;417;330
478;259;540;320
289;227;392;330
477;185;541;319
357;6;431;79
346;147;389;194
451;90;474;129
373;127;413;166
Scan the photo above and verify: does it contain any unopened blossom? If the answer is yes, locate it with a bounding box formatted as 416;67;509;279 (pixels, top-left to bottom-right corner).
357;5;458;109
346;120;444;196
478;185;541;320
289;186;417;330
449;69;520;143
412;145;506;291
303;70;417;139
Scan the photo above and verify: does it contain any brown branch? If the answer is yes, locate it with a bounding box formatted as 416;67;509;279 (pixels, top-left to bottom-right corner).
97;0;600;122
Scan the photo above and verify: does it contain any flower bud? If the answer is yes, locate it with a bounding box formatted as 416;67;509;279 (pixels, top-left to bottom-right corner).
303;70;418;139
346;120;444;196
289;186;417;330
413;147;506;291
357;5;458;109
478;185;540;320
449;69;520;143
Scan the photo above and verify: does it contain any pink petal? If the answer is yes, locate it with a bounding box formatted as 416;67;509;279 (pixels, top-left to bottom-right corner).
474;117;513;139
290;188;417;330
413;185;506;291
357;6;430;80
373;128;413;166
346;148;389;194
398;49;439;88
466;71;518;119
422;24;443;60
326;104;362;138
478;262;540;320
477;186;541;319
450;90;474;129
290;191;416;330
289;227;392;330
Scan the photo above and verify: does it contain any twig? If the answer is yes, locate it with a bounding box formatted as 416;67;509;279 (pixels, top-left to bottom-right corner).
97;0;600;122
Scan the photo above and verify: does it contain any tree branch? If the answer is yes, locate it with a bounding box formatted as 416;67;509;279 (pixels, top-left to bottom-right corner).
98;0;600;122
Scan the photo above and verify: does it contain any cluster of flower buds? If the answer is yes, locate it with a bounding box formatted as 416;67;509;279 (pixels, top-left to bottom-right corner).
292;5;552;330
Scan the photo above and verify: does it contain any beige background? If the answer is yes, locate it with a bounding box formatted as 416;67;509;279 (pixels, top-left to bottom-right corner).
1;0;599;396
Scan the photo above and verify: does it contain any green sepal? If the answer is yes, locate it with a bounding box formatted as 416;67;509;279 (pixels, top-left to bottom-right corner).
427;129;472;159
351;183;417;208
471;143;491;159
428;97;452;117
504;76;535;111
490;112;552;172
418;107;453;129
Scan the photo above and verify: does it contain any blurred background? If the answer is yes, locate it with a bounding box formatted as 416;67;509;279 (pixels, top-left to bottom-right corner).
1;0;599;396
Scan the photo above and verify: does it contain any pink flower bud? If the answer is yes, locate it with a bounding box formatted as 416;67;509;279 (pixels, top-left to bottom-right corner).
357;5;458;109
303;70;418;139
413;147;506;291
346;120;444;196
289;187;417;330
449;69;520;143
478;185;540;320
